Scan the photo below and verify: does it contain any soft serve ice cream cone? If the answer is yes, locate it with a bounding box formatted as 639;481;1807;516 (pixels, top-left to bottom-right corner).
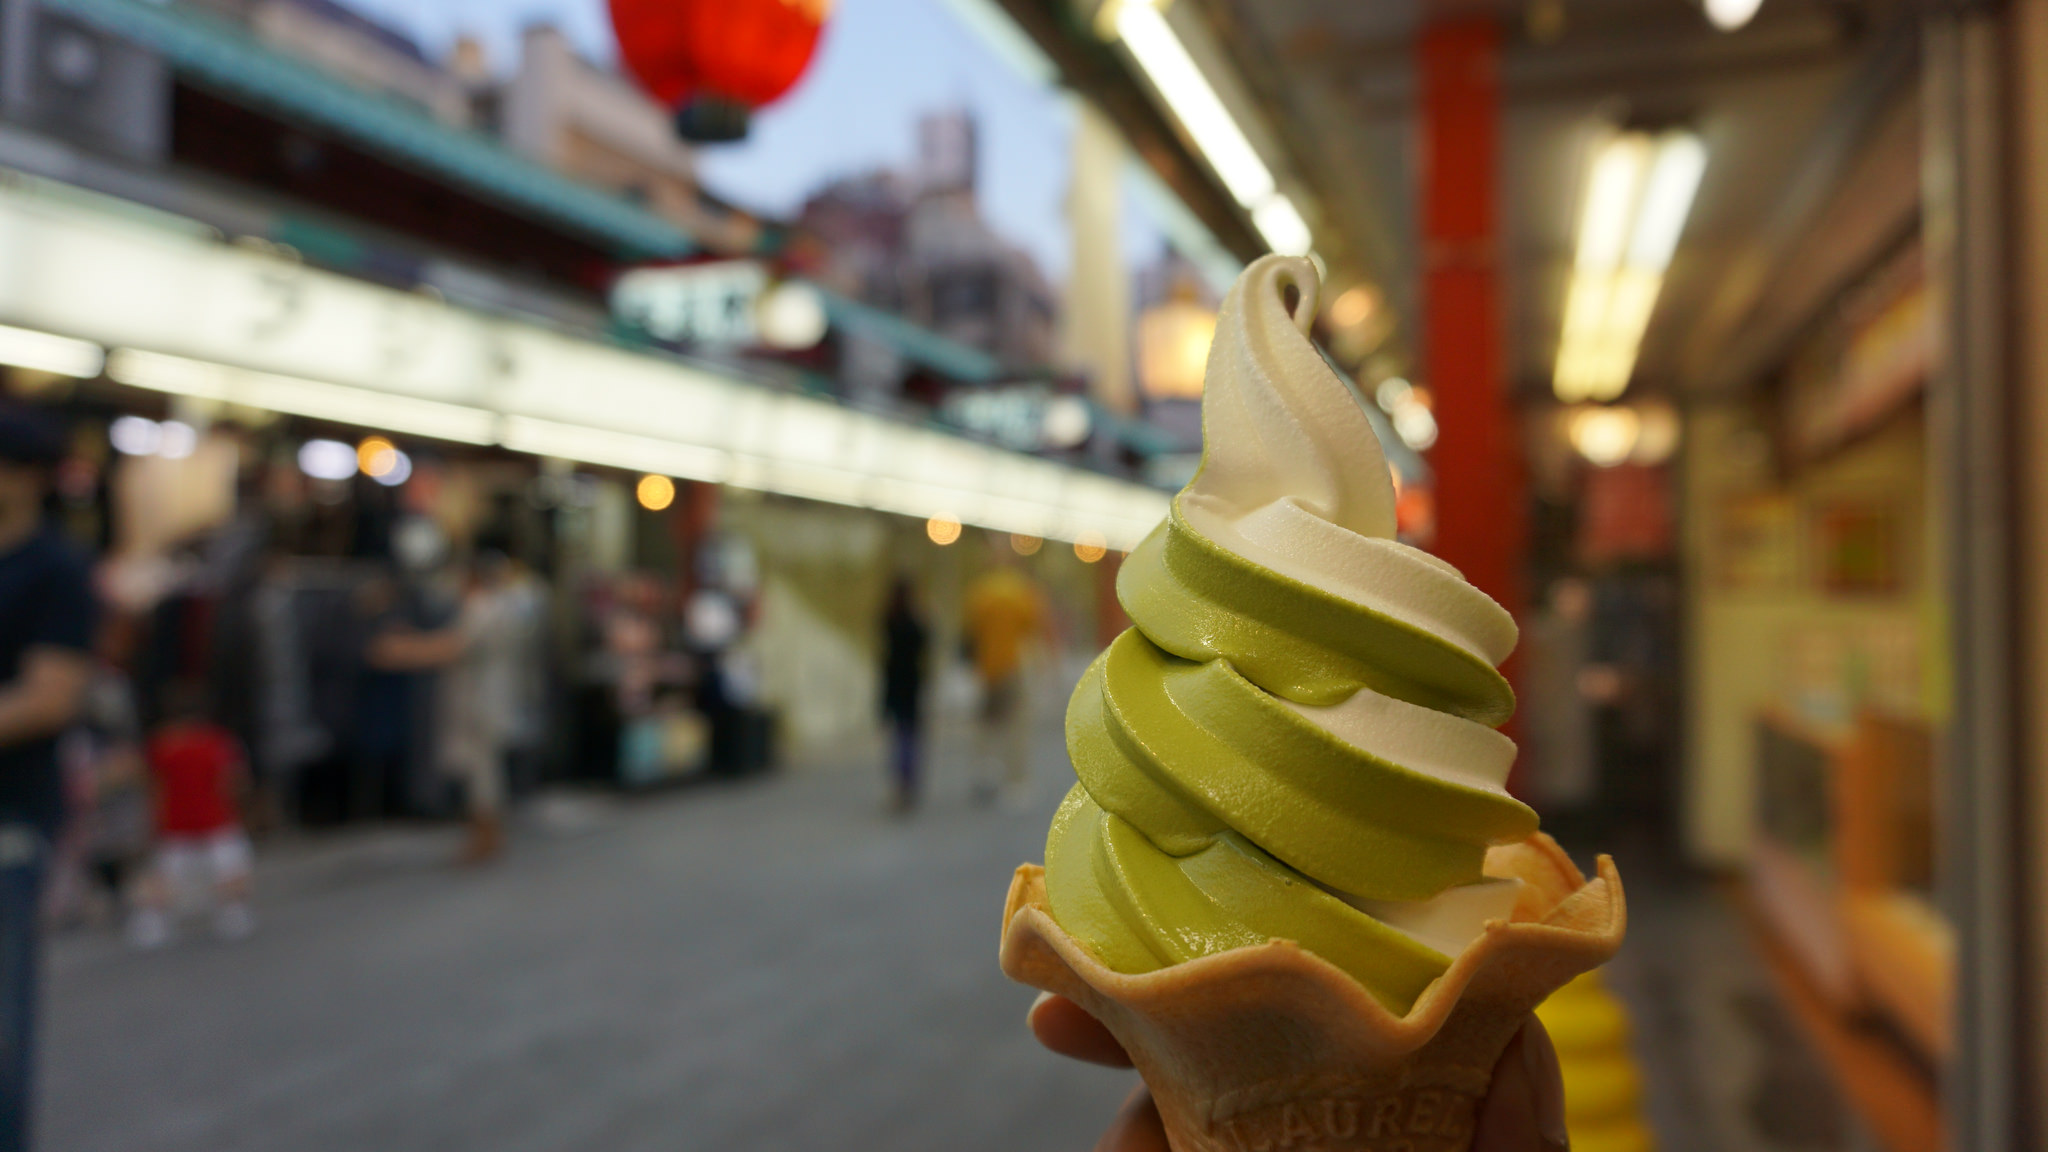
1000;255;1625;1151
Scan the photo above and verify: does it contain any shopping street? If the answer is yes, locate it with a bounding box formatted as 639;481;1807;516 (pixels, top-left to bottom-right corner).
0;0;2035;1145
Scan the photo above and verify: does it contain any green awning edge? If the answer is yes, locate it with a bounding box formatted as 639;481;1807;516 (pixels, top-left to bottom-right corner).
45;0;696;260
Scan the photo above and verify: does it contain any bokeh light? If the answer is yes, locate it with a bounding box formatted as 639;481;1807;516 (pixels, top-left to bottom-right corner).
637;473;677;511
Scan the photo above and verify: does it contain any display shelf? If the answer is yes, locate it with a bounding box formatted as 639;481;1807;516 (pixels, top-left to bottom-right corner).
1740;889;1942;1152
1843;891;1953;1063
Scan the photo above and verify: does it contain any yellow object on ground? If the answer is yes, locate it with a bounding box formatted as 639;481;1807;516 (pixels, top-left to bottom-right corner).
1536;969;1657;1152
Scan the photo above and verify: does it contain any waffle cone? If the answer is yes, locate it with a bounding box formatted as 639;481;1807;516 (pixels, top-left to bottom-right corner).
1000;833;1625;1152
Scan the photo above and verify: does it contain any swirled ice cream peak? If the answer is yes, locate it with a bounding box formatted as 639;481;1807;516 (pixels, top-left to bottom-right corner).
1181;257;1517;674
1042;255;1537;1014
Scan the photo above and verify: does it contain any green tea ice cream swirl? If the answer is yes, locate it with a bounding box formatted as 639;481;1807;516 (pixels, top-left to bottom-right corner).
1044;255;1538;1015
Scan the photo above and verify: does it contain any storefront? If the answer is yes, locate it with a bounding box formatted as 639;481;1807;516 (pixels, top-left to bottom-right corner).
0;153;1158;823
1673;13;2046;1142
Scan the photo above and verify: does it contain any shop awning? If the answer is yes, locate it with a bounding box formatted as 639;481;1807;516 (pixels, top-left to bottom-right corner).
0;172;1168;549
815;291;1002;385
43;0;697;261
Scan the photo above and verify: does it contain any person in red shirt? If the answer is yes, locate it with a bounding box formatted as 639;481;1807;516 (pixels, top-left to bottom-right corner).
129;681;253;948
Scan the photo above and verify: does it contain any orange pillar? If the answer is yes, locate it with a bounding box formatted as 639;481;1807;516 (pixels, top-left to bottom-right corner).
1420;19;1521;627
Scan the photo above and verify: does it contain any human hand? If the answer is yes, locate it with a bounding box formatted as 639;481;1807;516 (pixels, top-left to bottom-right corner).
1028;992;1569;1152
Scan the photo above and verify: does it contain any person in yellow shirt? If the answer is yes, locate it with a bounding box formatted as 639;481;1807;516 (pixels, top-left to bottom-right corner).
963;559;1049;806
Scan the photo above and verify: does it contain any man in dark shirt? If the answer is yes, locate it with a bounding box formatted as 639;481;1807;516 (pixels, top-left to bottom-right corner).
0;405;93;1152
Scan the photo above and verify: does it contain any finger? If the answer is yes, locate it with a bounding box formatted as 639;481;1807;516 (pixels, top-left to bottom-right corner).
1472;1018;1570;1152
1094;1085;1170;1152
1520;1017;1570;1149
1029;992;1135;1068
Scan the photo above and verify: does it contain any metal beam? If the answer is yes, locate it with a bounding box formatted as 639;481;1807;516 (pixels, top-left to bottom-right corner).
1926;11;2024;1149
1677;15;1918;392
984;0;1264;263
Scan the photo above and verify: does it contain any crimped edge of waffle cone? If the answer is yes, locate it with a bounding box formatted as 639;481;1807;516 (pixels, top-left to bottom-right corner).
1000;833;1625;1151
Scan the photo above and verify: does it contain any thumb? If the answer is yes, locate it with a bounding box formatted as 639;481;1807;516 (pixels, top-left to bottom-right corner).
1094;1085;1171;1152
1472;1019;1569;1152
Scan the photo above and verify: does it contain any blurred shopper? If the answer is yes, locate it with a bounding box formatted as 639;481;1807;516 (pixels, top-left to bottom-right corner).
497;560;551;798
607;572;665;720
441;552;540;862
66;667;149;928
0;404;95;1150
352;572;422;819
365;552;536;863
434;552;535;862
964;557;1048;807
250;550;331;824
878;578;929;812
1521;578;1597;827
129;681;254;948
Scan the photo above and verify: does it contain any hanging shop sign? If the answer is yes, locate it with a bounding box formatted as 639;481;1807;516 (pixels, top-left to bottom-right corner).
611;260;828;350
0;174;1166;548
609;0;833;142
939;386;1093;453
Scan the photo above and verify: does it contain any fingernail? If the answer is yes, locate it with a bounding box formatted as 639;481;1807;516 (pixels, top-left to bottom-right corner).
1522;1024;1570;1150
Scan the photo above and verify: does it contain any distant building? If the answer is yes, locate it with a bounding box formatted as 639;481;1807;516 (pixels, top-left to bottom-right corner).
189;0;476;127
916;107;976;197
499;26;762;256
173;8;758;256
794;170;913;309
1133;245;1218;315
797;109;1056;372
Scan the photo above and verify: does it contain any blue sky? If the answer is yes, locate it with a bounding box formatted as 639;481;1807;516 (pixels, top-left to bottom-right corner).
339;0;1092;281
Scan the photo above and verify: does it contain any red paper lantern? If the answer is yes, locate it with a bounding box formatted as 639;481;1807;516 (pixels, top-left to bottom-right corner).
610;0;831;140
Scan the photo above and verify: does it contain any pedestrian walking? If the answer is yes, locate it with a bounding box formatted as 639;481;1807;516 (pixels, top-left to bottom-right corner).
878;578;928;812
365;552;536;864
963;556;1048;807
0;404;95;1151
75;667;149;927
127;680;255;948
435;552;536;863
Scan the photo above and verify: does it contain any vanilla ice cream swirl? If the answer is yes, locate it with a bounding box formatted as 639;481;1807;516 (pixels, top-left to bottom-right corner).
1044;256;1537;1014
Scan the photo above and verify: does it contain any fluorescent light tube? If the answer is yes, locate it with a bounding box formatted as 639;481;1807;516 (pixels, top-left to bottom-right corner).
1553;129;1707;401
497;416;734;487
1574;136;1650;273
0;323;103;379
1705;0;1764;32
1250;194;1313;256
1628;134;1707;270
107;349;498;445
1115;0;1276;207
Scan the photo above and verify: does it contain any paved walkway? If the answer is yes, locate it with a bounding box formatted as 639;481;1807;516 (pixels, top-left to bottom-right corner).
40;729;1132;1152
37;716;1844;1152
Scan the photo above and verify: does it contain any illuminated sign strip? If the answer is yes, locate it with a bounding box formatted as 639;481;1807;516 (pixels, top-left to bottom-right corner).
107;350;501;446
0;174;1167;549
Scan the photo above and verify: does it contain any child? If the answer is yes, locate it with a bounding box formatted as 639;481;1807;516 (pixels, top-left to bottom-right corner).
129;682;254;947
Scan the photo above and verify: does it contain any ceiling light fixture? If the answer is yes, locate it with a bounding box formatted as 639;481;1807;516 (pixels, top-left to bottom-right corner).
1113;0;1312;256
0;322;103;379
1568;406;1641;467
1553;129;1706;403
1704;0;1764;32
1250;195;1314;258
